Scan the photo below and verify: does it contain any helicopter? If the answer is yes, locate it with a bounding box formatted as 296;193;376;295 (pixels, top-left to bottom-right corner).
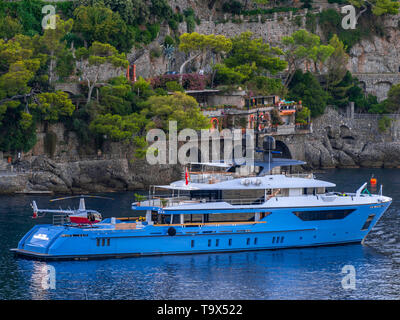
31;195;113;225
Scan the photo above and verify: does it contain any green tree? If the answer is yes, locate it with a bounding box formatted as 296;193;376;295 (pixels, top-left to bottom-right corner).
141;91;210;131
0;16;23;40
224;32;287;76
349;0;400;16
287;70;329;118
0;33;48;152
0;37;43;112
214;32;287;87
295;106;311;124
326;34;349;90
98;77;134;115
30;91;75;122
73;4;134;52
75;42;129;105
384;83;400;113
40;16;73;84
281;29;334;87
178;32;232;84
89;112;148;141
213;63;248;85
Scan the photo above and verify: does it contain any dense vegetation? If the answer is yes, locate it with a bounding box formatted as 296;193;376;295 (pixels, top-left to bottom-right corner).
0;0;208;155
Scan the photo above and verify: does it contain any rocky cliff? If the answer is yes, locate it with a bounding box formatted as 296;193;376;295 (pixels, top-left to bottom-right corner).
0;156;181;194
304;107;400;169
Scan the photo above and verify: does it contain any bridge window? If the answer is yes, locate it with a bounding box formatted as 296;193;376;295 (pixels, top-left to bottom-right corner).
293;209;355;221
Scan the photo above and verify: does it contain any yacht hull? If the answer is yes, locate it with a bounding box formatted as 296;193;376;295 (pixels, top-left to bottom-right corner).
11;201;391;260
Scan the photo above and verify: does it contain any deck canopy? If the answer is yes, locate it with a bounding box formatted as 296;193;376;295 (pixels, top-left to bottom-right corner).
156;174;336;191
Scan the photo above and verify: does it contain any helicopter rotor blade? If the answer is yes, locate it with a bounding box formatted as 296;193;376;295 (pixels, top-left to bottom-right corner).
82;195;114;200
50;195;114;202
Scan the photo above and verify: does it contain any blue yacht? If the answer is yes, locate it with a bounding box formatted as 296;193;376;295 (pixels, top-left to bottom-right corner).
11;138;392;260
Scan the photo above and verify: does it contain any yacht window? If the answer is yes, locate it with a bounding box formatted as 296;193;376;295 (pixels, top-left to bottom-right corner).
289;188;302;196
208;212;255;222
361;214;375;230
171;214;180;224
293;209;355;221
222;189;265;205
260;212;272;219
275;189;289;197
163;215;171;224
317;187;326;194
184;214;203;223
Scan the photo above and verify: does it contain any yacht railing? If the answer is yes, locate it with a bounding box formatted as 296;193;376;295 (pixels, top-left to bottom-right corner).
185;171;259;184
136;196;266;208
185;171;314;184
284;172;315;179
136;191;377;209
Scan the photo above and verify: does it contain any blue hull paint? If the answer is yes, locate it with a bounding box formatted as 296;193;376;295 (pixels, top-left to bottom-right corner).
12;202;391;260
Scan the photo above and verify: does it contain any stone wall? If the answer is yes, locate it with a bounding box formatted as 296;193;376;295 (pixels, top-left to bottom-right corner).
300;107;400;168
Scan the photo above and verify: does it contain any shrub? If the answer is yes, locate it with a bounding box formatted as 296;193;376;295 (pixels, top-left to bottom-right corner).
222;1;243;15
150;47;162;59
378;116;392;132
270;109;283;125
165;81;184;92
164;35;175;47
151;74;208;90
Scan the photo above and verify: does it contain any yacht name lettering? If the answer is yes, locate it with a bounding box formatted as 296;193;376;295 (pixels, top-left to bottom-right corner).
157;304;191;317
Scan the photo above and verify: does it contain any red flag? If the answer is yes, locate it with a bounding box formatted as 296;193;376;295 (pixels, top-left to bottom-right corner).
185;167;189;185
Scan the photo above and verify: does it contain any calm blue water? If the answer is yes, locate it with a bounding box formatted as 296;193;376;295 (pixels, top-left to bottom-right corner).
1;168;400;300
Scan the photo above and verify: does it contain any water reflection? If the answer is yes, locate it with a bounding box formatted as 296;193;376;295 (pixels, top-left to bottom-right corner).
14;244;398;300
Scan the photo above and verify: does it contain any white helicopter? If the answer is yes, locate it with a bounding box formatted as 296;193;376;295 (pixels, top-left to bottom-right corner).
31;195;113;225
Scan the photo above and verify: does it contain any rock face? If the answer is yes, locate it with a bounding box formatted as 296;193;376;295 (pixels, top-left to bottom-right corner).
0;156;181;194
300;107;400;169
